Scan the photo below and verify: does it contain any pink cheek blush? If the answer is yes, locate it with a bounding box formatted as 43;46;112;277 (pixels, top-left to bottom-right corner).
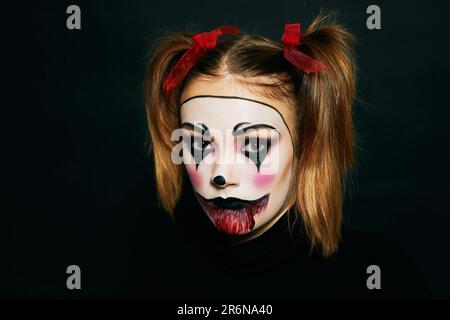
253;173;276;188
187;169;202;189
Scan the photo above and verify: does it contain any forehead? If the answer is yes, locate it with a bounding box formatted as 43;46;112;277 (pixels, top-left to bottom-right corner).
180;97;287;131
180;75;295;130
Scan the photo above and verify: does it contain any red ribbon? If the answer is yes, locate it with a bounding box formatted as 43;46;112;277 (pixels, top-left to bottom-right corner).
281;23;327;74
163;25;240;102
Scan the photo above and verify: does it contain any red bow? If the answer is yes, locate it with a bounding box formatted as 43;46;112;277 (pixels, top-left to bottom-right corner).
282;23;327;74
163;25;240;102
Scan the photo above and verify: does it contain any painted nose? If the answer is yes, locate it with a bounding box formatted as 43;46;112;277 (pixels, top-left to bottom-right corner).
210;136;240;188
211;173;239;188
212;175;226;186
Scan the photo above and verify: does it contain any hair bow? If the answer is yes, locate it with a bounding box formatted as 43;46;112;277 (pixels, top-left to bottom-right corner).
163;25;240;102
281;23;327;73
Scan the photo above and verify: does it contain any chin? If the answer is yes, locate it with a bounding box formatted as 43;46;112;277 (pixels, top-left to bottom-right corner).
196;193;270;235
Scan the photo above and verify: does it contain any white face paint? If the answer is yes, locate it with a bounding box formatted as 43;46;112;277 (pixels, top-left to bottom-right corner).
180;96;294;236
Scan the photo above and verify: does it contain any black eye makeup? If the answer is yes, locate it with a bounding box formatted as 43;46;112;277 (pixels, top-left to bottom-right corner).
181;121;280;171
241;136;272;171
181;122;213;169
233;122;280;171
188;135;213;168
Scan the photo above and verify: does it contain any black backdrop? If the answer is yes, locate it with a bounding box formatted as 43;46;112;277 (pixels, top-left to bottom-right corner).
3;0;450;299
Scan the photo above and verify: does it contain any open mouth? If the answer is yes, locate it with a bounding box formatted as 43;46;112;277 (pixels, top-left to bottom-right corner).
196;193;270;235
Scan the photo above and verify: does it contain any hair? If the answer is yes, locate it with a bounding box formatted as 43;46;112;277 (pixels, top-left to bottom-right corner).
144;14;357;257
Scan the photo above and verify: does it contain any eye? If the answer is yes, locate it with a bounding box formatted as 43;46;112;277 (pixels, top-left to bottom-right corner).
243;139;267;153
192;138;211;151
241;137;271;171
186;135;213;168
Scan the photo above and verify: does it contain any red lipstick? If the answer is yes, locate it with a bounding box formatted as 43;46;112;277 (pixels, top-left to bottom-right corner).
196;193;269;234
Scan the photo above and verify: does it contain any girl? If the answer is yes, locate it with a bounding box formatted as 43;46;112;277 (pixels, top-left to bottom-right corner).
143;14;428;299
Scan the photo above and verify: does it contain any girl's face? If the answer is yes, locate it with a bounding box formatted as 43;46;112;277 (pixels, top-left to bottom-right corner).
179;76;294;237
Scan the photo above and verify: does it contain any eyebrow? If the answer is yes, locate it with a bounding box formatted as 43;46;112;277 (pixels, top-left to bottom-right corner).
232;122;280;136
181;122;210;135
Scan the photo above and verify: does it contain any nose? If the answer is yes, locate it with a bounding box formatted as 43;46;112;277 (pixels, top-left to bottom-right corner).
210;158;241;189
211;170;240;188
212;175;226;186
210;134;240;189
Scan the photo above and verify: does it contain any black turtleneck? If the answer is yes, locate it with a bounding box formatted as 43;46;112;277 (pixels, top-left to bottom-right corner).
136;185;430;300
129;185;430;300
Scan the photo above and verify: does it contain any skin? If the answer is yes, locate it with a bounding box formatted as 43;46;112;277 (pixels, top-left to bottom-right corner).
179;74;295;241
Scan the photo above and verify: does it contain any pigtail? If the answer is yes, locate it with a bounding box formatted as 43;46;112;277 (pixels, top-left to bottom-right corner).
292;16;356;256
144;33;194;215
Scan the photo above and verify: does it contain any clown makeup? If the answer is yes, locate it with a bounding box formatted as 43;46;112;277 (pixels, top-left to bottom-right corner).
179;95;294;237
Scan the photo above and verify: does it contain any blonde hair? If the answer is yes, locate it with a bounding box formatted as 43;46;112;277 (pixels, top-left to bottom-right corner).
144;14;357;257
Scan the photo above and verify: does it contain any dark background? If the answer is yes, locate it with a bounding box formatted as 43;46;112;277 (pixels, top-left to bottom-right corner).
3;0;450;299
